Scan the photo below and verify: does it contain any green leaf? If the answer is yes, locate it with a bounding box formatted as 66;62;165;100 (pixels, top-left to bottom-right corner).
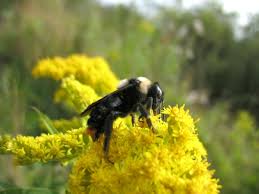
32;107;59;134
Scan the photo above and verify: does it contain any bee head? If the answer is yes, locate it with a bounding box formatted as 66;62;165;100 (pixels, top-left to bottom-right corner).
147;82;164;115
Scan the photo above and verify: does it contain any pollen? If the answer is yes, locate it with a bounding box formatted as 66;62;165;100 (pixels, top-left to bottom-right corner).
86;127;96;140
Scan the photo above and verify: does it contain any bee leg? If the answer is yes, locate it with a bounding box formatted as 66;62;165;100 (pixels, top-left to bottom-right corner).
147;96;162;117
103;111;125;159
146;97;153;111
137;104;156;133
147;96;165;121
161;113;166;121
103;115;114;157
94;132;101;141
161;100;166;121
130;113;135;126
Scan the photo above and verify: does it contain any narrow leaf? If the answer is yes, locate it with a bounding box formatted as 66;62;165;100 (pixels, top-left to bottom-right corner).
32;107;59;134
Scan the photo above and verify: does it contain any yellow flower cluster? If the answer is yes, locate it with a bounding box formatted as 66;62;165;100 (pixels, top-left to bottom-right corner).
68;106;220;194
54;76;100;112
0;128;88;165
32;54;118;94
0;54;220;194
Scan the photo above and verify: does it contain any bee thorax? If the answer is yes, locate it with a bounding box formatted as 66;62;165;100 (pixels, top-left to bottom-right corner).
117;79;129;89
137;77;152;94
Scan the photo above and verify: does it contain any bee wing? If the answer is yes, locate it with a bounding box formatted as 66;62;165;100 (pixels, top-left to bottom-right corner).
80;81;137;117
80;97;105;117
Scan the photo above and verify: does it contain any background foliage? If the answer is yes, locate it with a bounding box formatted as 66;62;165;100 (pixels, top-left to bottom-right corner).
0;0;258;193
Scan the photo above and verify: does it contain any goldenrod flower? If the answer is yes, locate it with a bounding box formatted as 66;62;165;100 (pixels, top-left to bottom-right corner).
0;54;221;194
68;106;220;194
32;54;118;94
0;128;89;165
54;76;100;112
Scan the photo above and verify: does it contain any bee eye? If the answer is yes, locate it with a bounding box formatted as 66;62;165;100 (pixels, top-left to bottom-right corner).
156;86;163;97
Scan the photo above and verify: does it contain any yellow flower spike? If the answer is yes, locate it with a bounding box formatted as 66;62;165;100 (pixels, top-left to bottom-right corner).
32;54;119;95
57;76;100;112
53;88;69;105
0;128;88;165
68;105;220;194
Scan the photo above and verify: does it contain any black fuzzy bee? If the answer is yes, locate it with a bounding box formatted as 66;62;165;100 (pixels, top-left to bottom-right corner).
80;77;164;156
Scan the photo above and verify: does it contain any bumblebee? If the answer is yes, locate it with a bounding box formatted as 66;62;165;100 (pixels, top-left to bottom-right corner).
80;77;164;156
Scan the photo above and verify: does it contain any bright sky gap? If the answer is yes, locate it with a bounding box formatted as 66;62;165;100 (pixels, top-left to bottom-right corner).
99;0;259;26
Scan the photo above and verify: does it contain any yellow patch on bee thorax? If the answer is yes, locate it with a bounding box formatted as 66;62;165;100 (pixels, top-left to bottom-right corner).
137;77;152;94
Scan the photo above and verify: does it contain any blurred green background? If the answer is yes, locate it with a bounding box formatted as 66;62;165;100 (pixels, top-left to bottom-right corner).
0;0;258;193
